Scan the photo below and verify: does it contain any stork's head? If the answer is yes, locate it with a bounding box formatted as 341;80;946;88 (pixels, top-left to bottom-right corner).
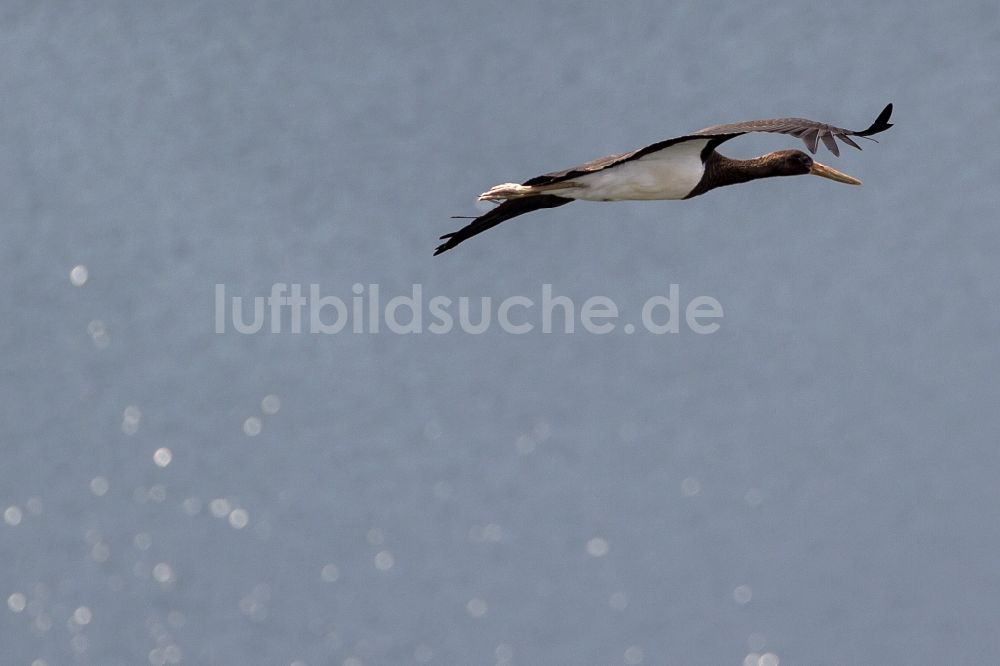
768;149;862;185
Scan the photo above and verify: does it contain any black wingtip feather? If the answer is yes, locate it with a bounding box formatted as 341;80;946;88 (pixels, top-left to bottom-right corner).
858;103;894;137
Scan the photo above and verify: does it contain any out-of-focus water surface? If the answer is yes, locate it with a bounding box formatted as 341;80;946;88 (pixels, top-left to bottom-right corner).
2;2;999;665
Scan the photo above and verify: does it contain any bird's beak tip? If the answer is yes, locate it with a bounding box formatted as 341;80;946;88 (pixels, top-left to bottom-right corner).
810;161;862;186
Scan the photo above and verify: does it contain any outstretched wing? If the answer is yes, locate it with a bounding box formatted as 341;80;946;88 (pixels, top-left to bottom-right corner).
522;103;893;188
434;195;573;255
521;139;701;188
694;103;894;157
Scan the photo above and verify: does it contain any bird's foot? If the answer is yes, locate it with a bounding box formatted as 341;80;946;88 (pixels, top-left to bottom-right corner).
477;183;533;202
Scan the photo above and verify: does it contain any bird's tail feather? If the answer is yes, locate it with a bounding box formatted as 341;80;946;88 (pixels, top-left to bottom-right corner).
434;195;573;255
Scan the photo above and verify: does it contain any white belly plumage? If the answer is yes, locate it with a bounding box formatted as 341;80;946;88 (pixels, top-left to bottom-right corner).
550;138;708;201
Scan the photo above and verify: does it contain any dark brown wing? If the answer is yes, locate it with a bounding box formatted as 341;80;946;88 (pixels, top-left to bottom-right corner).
521;149;638;187
521;136;713;187
694;103;893;157
521;104;893;188
434;195;573;255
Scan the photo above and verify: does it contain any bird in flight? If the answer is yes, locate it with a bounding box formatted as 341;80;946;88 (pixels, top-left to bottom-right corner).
434;104;893;255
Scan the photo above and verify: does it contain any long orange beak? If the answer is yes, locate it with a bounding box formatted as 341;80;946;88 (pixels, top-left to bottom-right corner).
810;161;862;185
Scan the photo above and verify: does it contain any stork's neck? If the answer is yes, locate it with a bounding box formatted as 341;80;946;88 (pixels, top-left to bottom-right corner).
684;152;787;199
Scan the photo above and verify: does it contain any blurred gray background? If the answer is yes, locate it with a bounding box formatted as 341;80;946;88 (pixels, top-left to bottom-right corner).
2;2;999;665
